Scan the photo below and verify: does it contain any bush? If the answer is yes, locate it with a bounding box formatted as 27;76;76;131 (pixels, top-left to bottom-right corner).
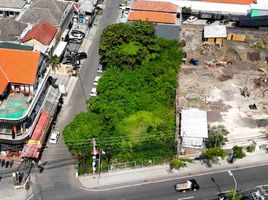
170;159;186;169
170;157;192;169
246;145;255;153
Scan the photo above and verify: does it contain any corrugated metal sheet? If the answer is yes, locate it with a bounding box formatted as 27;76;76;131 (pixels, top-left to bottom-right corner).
180;108;208;138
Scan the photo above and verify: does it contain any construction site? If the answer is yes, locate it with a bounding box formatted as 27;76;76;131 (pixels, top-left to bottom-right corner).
178;26;268;150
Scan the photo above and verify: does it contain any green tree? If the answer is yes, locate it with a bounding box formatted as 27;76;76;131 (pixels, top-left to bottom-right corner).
227;190;243;200
201;148;228;167
47;55;60;71
229;146;246;163
99;21;160;68
206;125;229;148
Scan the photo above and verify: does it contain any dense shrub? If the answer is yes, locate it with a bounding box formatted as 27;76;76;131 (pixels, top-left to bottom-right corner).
63;22;182;173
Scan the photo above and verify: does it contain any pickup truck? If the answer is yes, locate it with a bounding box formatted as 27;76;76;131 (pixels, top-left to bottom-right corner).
174;179;200;192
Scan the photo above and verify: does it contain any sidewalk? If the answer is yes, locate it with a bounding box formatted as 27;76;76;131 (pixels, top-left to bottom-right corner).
78;149;268;190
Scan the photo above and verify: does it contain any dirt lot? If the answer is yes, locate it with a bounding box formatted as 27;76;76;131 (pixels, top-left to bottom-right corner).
178;27;268;148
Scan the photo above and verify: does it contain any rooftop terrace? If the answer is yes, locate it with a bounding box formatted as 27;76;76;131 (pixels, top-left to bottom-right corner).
0;93;29;119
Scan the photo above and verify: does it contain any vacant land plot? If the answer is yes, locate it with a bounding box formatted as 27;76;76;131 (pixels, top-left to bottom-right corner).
178;27;268;149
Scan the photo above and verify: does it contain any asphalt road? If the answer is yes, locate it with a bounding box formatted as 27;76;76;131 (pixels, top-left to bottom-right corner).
30;2;268;200
61;164;268;200
30;0;121;200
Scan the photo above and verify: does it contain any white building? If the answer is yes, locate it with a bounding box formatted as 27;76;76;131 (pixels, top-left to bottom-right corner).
180;108;208;149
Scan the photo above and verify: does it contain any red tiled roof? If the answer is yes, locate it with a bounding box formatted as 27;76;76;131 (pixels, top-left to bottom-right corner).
131;1;178;13
0;49;41;94
22;22;57;45
203;0;255;4
128;11;176;24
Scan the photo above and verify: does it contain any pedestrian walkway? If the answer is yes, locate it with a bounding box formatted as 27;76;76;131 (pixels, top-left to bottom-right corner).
78;149;268;190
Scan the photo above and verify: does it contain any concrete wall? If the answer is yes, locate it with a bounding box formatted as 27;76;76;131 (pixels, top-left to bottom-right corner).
182;137;204;149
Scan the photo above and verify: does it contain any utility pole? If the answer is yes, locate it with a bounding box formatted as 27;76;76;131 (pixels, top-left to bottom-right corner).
92;139;97;175
97;149;101;185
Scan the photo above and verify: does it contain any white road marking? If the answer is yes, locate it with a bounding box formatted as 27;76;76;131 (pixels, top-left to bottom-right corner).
178;196;194;200
80;162;268;192
25;194;34;200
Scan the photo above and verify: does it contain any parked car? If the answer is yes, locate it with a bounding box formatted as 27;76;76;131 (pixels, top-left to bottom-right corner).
174;179;200;192
206;19;215;25
68;37;83;44
74;52;87;60
219;19;229;25
62;57;74;65
97;64;103;73
70;30;85;37
186;16;198;23
90;87;97;96
93;76;101;86
49;131;60;144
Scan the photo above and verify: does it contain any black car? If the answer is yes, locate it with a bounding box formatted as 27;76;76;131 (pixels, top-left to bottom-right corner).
206;19;215;25
74;52;87;60
219;19;229;25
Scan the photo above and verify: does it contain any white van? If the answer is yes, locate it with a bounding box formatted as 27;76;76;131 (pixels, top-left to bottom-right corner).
90;88;97;96
93;76;101;86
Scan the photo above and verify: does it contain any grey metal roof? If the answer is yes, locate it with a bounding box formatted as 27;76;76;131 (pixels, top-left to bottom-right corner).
19;0;68;26
180;108;208;138
0;0;26;9
204;25;227;38
0;18;27;41
154;24;179;41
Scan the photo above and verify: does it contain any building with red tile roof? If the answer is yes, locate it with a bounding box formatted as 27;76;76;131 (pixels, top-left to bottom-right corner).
0;48;41;94
128;11;176;24
131;1;178;13
203;0;255;4
22;22;57;45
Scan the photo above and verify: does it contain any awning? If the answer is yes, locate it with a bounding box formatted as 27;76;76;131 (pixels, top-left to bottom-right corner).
21;110;50;159
53;41;68;57
31;111;50;142
21;144;41;159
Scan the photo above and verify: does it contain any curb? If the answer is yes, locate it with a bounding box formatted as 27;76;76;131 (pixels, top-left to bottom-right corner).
77;149;268;191
79;161;268;191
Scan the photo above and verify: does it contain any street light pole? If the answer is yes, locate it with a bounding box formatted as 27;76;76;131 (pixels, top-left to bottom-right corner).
97;149;102;186
228;170;237;200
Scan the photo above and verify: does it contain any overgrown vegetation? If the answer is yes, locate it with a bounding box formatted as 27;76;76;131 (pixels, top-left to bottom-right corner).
63;21;182;173
170;157;193;169
206;125;229;148
201;148;228;167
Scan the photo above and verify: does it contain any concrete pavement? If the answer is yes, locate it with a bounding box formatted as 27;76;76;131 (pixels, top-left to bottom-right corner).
78;148;268;190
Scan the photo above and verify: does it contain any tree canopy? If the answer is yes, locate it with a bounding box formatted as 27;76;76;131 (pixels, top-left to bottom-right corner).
99;21;160;68
206;125;229;148
63;21;182;173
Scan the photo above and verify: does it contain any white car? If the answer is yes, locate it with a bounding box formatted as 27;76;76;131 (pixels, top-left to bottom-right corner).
49;131;60;144
186;16;198;23
93;76;101;86
90;87;97;96
97;64;103;73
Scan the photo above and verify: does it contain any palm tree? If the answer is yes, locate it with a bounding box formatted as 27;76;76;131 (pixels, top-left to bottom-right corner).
47;55;60;72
